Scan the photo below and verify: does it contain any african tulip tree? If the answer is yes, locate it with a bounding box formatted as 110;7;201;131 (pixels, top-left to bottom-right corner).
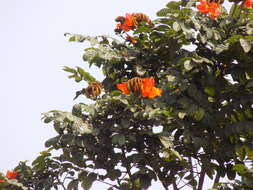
1;0;253;189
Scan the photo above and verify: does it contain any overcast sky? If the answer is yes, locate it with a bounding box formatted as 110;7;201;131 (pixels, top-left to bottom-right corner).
0;0;170;189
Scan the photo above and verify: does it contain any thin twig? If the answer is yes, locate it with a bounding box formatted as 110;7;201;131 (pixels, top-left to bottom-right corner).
57;177;67;190
119;171;128;183
178;179;194;189
97;179;119;189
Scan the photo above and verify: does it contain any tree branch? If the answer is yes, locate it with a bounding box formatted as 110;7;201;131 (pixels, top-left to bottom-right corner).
188;156;197;190
121;148;135;187
197;168;205;190
213;172;220;187
178;179;194;189
173;181;179;190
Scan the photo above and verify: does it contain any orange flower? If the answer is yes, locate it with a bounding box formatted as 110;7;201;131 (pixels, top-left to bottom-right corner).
196;0;210;14
6;170;18;180
208;3;221;19
141;78;162;98
249;152;253;157
0;170;18;183
115;13;151;32
196;0;221;19
117;77;162;98
116;13;135;32
243;0;252;8
140;77;155;97
124;13;136;29
117;82;130;95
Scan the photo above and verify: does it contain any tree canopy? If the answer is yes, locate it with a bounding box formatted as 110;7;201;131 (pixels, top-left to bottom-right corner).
1;0;253;189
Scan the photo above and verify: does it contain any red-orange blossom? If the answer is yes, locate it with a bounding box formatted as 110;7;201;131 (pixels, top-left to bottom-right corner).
117;77;162;98
243;0;252;8
196;0;221;19
116;13;135;32
0;170;18;183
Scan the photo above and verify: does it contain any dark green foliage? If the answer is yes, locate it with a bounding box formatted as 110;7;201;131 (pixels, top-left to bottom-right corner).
7;1;253;190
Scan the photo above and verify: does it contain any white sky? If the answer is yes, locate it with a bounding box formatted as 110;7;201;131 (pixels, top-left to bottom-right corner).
0;0;168;189
0;0;232;189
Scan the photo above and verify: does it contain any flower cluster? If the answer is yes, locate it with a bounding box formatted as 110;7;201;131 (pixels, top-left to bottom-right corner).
115;13;152;44
196;0;222;19
115;13;135;32
0;170;18;183
117;77;162;98
115;13;152;33
196;0;252;19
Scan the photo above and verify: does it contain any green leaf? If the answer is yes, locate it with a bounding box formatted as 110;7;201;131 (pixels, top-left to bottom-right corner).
135;65;146;76
156;8;170;17
112;134;126;146
1;179;28;190
186;0;197;8
184;174;193;180
43;116;53;123
75;75;82;82
69;36;76;42
170;149;182;160
240;38;252;53
184;60;193;71
160;136;173;148
63;66;97;83
204;87;215;96
166;1;181;9
193;108;205;121
77;66;96;82
107;169;121;180
227;164;236;180
121;119;130;128
189;179;198;187
245;80;253;88
68;179;79;190
63;66;77;73
229;4;241;18
246;21;253;35
44;136;60;148
178;112;186;119
32;152;50;167
140;175;151;189
81;173;97;190
118;135;126;146
233;164;248;175
119;183;131;190
173;22;181;32
43;111;94;134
